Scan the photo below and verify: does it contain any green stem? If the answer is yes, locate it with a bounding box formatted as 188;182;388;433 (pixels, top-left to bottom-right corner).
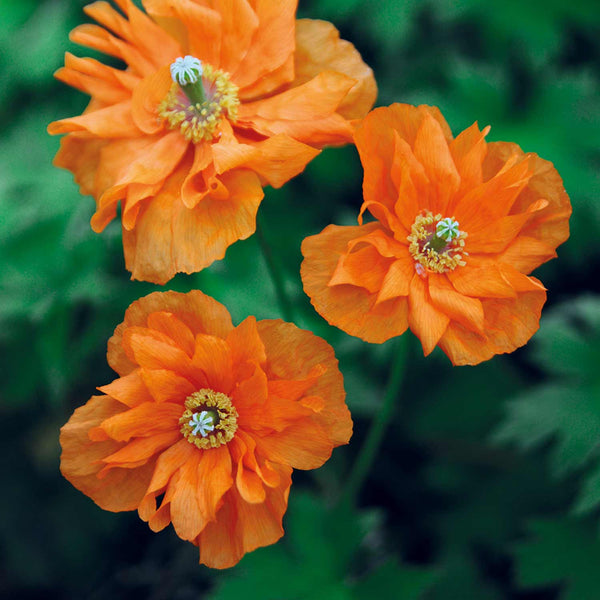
255;214;294;322
341;335;409;506
180;79;206;106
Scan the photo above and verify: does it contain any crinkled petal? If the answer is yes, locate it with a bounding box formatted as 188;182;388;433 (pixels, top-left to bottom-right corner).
123;164;264;284
407;274;450;356
428;274;485;334
301;223;410;344
60;396;155;511
108;290;234;376
257;319;351;447
99;401;182;442
198;465;292;569
97;369;154;408
292;19;376;120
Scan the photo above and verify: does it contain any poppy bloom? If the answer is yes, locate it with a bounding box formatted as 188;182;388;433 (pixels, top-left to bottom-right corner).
301;104;571;365
60;290;351;568
48;0;376;284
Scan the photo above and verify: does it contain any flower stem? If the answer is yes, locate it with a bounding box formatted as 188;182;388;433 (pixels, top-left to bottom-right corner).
341;335;409;506
255;213;294;322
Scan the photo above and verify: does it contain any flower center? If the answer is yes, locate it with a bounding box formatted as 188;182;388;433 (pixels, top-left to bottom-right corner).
407;212;467;275
159;56;239;143
179;389;238;449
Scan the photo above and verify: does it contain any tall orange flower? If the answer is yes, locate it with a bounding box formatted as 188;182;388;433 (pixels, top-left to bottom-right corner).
48;0;376;284
60;290;351;569
301;104;571;365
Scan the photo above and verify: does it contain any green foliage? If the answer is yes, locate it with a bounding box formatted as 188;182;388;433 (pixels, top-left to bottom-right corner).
1;0;599;598
494;297;600;509
211;493;437;600
513;518;600;600
493;297;600;596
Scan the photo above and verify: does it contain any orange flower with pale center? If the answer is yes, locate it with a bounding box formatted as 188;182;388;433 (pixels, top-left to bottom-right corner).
60;290;351;568
301;104;572;365
48;0;376;284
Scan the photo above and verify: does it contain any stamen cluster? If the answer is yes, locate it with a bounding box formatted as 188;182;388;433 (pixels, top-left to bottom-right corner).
408;211;467;274
179;389;238;449
159;62;240;143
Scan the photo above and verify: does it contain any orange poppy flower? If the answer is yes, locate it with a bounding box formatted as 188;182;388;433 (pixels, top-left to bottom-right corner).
301;104;572;365
60;290;351;568
48;0;376;284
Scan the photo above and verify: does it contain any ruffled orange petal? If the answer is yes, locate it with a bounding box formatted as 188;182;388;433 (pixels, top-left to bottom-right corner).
231;436;266;503
428;274;484;334
144;438;195;497
192;334;234;393
121;327;197;380
413;112;461;214
354;104;451;217
439;273;546;365
407;274;450;356
253;420;334;470
301;223;410;345
55;53;133;105
257;319;351;447
130;66;172;134
60;396;155;511
140;368;196;404
454;156;533;232
108;291;234;376
329;242;394;293
466;204;546;254
232;0;296;90
197;495;241;569
449;122;489;194
498;236;557;273
97;369;154;408
99;429;181;473
267;366;324;404
448;264;517;299
485;142;571;271
168;451;208;541
198;465;292;569
98;401;182;442
232;364;269;424
48;100;141;138
213;0;259;75
52;133;106;197
92;131;189;233
146;311;196;357
226;316;267;382
196;445;234;520
293;19;377;120
389;132;428;232
376;256;414;303
238;71;356;146
238;134;321;189
122;163;264;284
119;0;182;67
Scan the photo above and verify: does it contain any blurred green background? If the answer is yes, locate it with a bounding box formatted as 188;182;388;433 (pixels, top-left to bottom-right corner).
1;0;599;598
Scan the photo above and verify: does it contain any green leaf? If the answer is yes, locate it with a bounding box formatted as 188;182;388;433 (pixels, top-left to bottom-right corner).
211;493;437;600
493;385;600;476
426;556;503;600
573;465;600;516
532;296;600;383
493;297;600;521
352;560;437;600
513;518;600;600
